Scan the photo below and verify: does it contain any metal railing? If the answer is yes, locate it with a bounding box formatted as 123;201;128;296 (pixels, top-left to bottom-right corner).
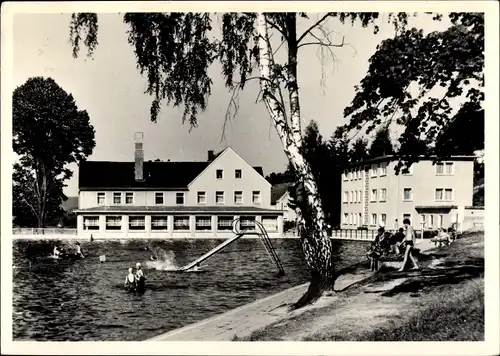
232;218;285;275
12;228;78;235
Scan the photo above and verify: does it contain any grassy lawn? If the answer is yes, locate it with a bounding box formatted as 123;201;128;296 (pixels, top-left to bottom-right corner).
241;232;484;341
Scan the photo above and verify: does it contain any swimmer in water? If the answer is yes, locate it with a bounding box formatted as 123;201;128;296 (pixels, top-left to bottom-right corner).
135;262;146;293
124;268;136;292
75;242;85;259
53;246;61;259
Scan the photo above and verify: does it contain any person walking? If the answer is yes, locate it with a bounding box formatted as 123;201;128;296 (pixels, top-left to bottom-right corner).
398;218;420;272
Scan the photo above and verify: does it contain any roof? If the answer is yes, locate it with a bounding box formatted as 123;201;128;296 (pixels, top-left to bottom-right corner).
61;196;78;211
79;160;264;190
346;155;476;168
271;182;293;204
75;206;283;214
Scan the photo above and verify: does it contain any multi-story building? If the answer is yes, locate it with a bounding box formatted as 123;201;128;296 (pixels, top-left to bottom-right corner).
75;132;284;238
340;155;475;231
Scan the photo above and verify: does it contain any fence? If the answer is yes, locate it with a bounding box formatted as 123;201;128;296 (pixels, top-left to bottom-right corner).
12;228;77;235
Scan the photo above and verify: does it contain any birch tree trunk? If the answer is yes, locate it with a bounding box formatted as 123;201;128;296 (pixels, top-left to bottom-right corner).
256;13;335;308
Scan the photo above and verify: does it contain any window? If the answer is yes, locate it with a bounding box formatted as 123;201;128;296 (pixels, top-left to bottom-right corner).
215;191;224;204
350;191;354;203
195;216;212;231
252;191;261;204
155;192;164;205
348;170;352;180
445;163;454;175
113;192;122;204
197;191;206;204
343;213;348;224
380;214;387;227
403;188;413;201
240;216;255;231
435;188;453;201
106;216;122;231
343;191;348;203
262;216;278;232
421;214;426;225
151;216;169;231
235;169;242;179
379;162;387;176
379;188;387;202
429;214;434;228
437;214;443;228
217;216;234;231
354;191;358;203
125;192;134;204
371;164;378;177
176;192;184;205
371;189;378;202
173;216;190;230
97;192;105;205
84;216;99;230
359;190;362;203
343;170;348;181
371;214;377;226
216;169;223;179
359;213;362;226
129;216;145;230
234;191;243;204
402;164;414;175
436;162;454;175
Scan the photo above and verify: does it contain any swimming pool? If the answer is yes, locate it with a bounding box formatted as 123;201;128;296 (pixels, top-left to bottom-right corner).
12;238;369;341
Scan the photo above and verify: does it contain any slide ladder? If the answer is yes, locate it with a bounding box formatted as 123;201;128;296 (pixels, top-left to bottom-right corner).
178;218;285;275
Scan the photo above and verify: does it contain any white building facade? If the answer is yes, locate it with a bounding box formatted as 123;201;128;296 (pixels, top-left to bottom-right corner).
75;133;284;238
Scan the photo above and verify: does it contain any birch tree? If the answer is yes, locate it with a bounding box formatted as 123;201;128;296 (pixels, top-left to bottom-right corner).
69;12;405;308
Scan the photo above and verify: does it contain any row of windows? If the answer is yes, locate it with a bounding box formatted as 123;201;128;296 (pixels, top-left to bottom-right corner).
96;191;262;205
342;188;453;203
343;213;387;227
216;169;242;179
343;162;455;181
343;213;446;228
83;215;279;232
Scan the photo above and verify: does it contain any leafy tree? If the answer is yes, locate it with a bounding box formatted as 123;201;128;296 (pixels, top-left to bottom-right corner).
69;12;413;308
349;138;370;163
13;77;96;227
342;13;484;173
265;171;294;186
368;126;394;158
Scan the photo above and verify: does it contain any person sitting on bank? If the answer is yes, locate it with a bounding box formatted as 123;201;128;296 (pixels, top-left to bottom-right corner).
124;268;136;291
53;246;61;258
398;219;420;272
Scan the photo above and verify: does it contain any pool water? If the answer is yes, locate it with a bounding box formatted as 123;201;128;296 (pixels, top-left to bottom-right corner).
12;238;369;341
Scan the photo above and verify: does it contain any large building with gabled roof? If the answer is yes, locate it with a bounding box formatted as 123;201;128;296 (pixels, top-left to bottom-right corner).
75;132;284;238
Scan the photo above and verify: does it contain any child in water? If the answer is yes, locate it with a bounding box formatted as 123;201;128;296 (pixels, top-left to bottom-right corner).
124;268;136;292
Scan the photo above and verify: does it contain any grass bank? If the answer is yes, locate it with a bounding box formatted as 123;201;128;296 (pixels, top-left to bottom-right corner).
240;232;484;341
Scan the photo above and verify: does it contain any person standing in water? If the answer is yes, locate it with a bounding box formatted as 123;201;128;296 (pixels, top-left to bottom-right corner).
398;218;420;272
124;268;136;292
53;246;61;259
75;242;85;259
135;262;146;292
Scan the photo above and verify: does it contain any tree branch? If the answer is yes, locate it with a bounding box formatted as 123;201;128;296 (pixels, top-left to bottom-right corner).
298;35;346;49
297;13;333;44
267;18;288;40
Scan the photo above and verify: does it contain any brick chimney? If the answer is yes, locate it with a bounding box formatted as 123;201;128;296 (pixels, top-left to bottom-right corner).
207;150;215;161
134;132;144;182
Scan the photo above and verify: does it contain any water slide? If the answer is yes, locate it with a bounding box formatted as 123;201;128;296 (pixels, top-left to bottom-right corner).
177;233;245;272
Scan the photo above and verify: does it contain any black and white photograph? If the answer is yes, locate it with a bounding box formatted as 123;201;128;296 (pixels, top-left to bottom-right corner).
1;1;498;355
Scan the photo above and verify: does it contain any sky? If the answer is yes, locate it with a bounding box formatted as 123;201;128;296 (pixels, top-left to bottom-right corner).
12;12;449;197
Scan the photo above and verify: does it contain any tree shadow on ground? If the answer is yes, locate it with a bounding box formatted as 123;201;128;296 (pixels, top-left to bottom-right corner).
379;257;484;297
